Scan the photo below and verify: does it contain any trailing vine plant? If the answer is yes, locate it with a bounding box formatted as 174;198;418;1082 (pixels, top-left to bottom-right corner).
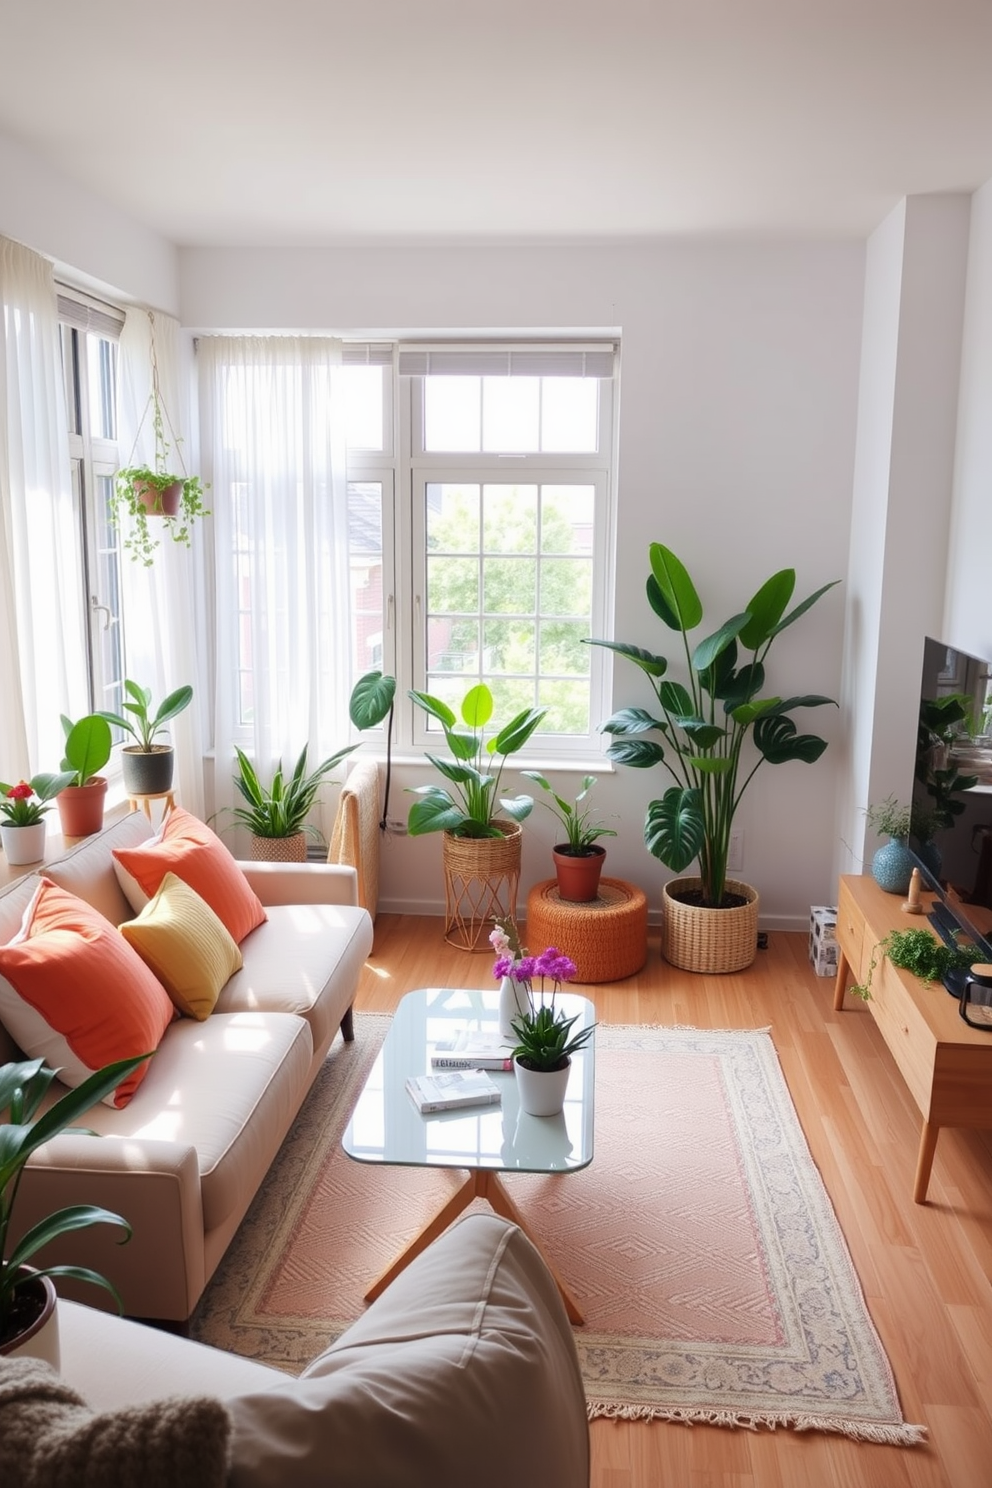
851;926;976;1001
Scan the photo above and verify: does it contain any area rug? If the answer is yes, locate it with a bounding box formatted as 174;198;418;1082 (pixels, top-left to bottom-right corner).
191;1016;924;1444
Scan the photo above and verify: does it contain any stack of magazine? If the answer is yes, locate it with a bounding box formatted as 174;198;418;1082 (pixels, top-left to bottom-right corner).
405;1068;502;1114
430;1031;517;1071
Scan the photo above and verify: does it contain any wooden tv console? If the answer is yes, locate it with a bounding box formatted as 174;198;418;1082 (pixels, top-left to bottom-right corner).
834;873;992;1203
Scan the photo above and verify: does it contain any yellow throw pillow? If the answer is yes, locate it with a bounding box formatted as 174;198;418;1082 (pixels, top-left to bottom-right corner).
120;872;242;1020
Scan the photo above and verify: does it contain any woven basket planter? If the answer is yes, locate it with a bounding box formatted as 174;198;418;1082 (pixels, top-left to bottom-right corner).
442;820;522;951
661;876;760;974
250;831;308;862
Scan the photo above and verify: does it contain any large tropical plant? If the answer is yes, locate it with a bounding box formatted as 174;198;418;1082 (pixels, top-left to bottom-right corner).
1;1054;148;1342
407;684;547;838
587;544;839;908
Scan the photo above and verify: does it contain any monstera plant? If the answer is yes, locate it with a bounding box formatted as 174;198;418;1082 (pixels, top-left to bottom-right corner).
587;543;839;912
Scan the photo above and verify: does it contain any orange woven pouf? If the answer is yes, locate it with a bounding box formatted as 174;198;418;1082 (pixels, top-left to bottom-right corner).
525;878;648;983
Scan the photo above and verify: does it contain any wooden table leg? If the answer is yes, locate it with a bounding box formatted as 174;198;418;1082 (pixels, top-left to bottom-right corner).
477;1172;585;1325
913;1120;940;1204
833;951;851;1012
363;1167;585;1324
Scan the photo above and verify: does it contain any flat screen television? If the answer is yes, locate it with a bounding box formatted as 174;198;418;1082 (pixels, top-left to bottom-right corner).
910;636;992;990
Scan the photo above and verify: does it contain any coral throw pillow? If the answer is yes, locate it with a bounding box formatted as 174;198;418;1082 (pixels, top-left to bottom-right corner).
112;807;266;944
0;879;174;1107
121;873;243;1020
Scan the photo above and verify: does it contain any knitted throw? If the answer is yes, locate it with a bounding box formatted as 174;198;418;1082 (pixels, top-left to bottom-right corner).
0;1357;231;1488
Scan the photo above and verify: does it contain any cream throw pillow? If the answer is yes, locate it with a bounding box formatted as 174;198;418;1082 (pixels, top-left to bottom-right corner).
120;872;243;1020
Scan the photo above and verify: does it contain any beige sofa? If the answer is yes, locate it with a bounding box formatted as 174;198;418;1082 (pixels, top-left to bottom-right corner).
0;812;373;1323
2;1215;590;1488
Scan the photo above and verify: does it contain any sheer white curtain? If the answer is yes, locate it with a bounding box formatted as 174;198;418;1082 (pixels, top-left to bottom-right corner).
117;308;205;815
0;236;87;777
197;337;351;842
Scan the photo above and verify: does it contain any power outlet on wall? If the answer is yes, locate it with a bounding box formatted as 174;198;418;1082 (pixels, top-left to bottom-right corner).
727;828;744;873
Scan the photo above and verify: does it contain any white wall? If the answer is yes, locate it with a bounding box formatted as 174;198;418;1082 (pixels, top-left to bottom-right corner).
183;242;865;925
837;195;971;880
946;178;992;656
0;131;177;313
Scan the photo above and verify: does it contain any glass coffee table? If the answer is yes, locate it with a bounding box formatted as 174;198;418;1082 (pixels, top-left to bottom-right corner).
343;985;595;1323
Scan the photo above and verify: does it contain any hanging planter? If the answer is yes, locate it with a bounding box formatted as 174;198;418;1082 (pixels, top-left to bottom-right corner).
110;310;210;566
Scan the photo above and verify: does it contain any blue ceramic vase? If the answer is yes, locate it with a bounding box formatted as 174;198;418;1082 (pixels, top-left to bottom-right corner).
871;836;915;895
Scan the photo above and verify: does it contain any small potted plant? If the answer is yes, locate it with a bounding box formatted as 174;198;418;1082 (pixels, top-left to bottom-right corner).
96;680;193;796
0;772;74;867
230;742;360;861
0;1054;146;1361
492;940;595;1116
407;683;547;950
55;713;113;838
521;771;617;902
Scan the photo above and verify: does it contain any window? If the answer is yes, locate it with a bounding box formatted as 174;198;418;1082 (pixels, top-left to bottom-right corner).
209;338;617;761
403;345;616;755
58;292;126;718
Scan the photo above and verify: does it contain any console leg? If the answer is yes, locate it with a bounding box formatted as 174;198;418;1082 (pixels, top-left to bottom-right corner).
833;952;850;1012
913;1120;939;1203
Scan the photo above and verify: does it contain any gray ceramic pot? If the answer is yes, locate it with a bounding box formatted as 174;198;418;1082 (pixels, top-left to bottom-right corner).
121;746;175;796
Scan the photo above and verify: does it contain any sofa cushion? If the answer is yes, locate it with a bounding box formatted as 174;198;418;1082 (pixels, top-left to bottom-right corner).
225;1215;590;1488
215;903;371;1051
0;1357;230;1488
0;879;174;1107
43;811;155;925
121;873;243;1020
113;808;267;944
60;1012;314;1233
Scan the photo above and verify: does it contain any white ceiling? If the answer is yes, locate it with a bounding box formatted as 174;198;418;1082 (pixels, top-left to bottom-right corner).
3;0;992;246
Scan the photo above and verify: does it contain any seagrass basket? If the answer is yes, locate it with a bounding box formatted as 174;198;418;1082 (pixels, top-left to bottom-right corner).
442;820;522;951
661;876;760;973
250;831;308;862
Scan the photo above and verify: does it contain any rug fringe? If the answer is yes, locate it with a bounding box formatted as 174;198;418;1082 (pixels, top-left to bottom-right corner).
586;1401;927;1445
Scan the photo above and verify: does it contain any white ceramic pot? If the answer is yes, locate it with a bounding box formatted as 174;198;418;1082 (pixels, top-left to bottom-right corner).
514;1056;571;1117
498;975;529;1039
0;821;47;866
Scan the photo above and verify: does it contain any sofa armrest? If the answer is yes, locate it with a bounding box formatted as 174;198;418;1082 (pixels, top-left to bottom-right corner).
236;861;359;908
19;1136;206;1321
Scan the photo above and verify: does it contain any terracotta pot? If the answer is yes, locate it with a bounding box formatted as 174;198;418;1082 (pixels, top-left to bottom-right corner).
121;745;175;795
514;1056;571;1117
56;776;108;838
250;831;308;862
134;477;182;516
552;844;606;902
0;1269;60;1368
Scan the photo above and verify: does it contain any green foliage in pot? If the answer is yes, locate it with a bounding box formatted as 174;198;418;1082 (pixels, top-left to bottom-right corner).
851;927;977;1001
587;544;839;909
59;714;113;787
0;774;75;827
520;771;617;855
96;680;193;753
865;795;913;842
112;468;210;567
407;683;547;838
0;1054;148;1341
231;743;359;840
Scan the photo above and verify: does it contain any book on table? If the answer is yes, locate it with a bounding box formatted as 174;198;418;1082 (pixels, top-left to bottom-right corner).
430;1030;517;1071
405;1069;502;1114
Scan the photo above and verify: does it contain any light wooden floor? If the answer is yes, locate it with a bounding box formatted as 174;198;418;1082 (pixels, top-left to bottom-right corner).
355;914;992;1488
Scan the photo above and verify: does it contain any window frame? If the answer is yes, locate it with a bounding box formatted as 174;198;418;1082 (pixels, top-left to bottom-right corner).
402;367;615;761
